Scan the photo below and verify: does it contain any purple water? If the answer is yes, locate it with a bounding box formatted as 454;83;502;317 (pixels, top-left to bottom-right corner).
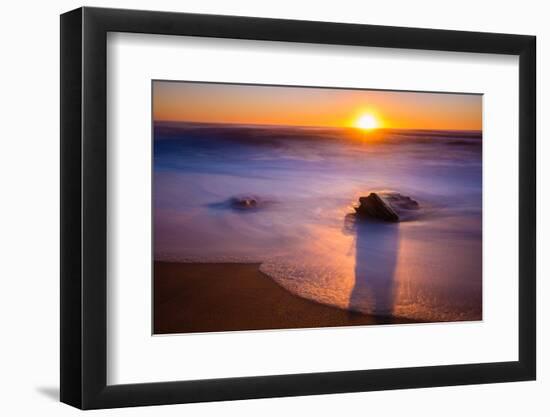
154;122;482;322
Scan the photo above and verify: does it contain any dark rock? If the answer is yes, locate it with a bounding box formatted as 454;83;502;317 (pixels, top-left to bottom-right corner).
354;192;420;222
355;193;399;222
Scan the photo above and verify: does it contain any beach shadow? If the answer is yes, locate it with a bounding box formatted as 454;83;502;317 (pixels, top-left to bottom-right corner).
343;214;400;318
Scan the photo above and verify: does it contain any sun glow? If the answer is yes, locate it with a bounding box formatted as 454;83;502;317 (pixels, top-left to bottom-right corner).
355;113;379;130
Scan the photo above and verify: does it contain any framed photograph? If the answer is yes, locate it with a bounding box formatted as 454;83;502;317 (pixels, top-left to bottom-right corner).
60;7;536;409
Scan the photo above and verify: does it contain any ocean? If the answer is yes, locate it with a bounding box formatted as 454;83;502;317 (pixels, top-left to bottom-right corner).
153;121;482;323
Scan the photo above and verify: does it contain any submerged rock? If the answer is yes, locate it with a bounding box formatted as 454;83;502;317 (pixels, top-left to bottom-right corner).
207;195;276;212
355;192;419;222
384;193;420;211
230;196;259;209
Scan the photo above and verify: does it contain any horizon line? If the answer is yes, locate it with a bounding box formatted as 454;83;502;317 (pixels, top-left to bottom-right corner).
153;119;482;133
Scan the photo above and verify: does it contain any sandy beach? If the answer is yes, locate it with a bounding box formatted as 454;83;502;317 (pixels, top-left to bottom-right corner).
154;261;418;334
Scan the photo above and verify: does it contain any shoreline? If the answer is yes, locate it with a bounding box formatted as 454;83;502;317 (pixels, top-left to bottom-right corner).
154;261;420;334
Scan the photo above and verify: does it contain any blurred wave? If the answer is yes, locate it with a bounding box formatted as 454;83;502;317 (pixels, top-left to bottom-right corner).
154;122;482;322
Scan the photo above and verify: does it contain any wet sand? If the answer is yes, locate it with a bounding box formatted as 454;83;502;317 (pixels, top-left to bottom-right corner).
154;261;418;334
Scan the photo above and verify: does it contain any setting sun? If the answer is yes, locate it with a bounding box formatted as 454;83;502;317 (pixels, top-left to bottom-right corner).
355;113;379;130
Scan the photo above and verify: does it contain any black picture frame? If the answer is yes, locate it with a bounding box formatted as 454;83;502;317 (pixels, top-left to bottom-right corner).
60;6;536;410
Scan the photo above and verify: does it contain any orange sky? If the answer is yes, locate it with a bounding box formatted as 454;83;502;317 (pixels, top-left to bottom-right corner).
153;81;482;131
